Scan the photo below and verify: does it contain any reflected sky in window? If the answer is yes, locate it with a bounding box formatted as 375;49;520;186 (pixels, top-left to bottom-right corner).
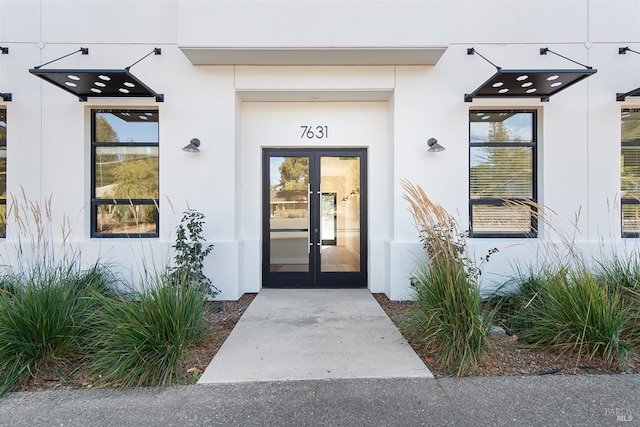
96;110;158;143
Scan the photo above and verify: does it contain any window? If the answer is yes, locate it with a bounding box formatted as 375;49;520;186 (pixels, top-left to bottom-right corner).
0;108;5;237
469;110;537;238
621;108;640;237
91;109;159;237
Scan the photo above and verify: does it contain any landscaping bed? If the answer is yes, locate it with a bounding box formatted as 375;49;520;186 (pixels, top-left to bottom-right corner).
10;290;640;393
14;294;256;392
374;293;640;378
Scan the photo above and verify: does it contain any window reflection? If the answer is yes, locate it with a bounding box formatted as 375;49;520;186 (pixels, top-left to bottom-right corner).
91;109;159;237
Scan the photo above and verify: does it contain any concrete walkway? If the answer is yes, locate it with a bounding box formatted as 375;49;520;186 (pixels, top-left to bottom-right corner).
198;289;432;383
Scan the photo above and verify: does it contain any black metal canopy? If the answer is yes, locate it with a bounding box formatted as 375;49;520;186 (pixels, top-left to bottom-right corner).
617;47;640;101
1;46;11;101
465;48;597;102
29;48;163;102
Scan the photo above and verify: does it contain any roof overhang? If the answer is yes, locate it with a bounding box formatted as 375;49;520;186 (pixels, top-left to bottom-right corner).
465;47;597;102
29;69;163;102
29;47;163;102
465;69;597;102
616;47;640;101
180;46;448;66
1;46;11;101
618;87;640;102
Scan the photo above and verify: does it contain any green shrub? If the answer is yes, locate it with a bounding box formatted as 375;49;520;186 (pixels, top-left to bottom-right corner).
401;180;490;376
594;254;640;346
170;209;218;297
406;258;488;376
501;267;637;368
0;263;116;396
89;276;208;387
486;265;562;336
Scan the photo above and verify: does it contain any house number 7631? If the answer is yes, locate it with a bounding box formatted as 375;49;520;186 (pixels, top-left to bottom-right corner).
300;125;328;139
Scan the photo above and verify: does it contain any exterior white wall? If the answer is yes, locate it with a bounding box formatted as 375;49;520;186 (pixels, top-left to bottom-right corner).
176;0;450;49
1;0;640;300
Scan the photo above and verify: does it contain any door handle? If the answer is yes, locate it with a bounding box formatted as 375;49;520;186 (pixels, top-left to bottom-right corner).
308;184;311;254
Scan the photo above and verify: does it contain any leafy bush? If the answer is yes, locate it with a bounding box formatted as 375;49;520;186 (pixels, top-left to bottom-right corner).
401;180;491;376
170;209;218;297
89;276;208;387
0;263;117;396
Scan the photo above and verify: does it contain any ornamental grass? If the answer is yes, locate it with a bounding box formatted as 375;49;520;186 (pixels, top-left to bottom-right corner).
88;273;208;388
401;180;489;376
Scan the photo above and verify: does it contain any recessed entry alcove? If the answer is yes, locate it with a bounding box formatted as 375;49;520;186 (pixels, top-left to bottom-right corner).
236;89;392;290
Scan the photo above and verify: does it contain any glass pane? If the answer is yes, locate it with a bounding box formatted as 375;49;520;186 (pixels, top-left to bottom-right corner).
269;156;309;272
95;146;159;199
94;110;158;143
472;204;533;235
622;109;640;143
95;203;157;235
0;203;5;237
0;107;5;145
321;193;336;244
320;156;360;272
0;148;5;199
470;111;533;143
622;146;640;199
470;146;533;199
622;204;640;236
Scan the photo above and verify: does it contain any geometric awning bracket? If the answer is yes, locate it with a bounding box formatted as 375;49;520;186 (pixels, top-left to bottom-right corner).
616;47;640;101
1;46;11;101
465;47;597;102
29;47;163;102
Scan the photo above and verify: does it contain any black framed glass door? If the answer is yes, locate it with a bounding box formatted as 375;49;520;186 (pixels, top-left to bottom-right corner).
263;148;367;288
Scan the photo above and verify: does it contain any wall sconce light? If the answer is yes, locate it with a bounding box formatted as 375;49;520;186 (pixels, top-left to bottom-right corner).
427;137;445;152
182;138;201;153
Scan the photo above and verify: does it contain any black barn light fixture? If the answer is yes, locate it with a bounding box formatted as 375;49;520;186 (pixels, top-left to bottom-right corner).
465;48;597;102
182;138;201;153
617;47;640;101
427;137;445;152
1;46;11;101
29;47;163;102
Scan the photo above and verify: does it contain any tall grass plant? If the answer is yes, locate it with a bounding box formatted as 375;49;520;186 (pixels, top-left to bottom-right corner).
89;274;208;387
505;268;637;368
0;262;117;396
401;180;490;376
487;205;640;369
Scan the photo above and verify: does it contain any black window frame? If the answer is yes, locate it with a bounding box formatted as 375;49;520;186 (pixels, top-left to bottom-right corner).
0;107;6;238
469;109;538;238
621;108;640;238
90;108;159;238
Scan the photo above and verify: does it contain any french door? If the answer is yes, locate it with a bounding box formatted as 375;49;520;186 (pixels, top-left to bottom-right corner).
262;148;367;288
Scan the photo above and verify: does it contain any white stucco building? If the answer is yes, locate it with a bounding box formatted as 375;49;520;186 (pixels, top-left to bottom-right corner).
1;0;640;300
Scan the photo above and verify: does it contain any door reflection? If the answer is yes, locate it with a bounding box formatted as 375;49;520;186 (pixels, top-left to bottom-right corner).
269;156;310;272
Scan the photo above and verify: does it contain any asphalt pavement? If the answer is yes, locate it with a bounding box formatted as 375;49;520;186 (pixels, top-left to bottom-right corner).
0;375;637;426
